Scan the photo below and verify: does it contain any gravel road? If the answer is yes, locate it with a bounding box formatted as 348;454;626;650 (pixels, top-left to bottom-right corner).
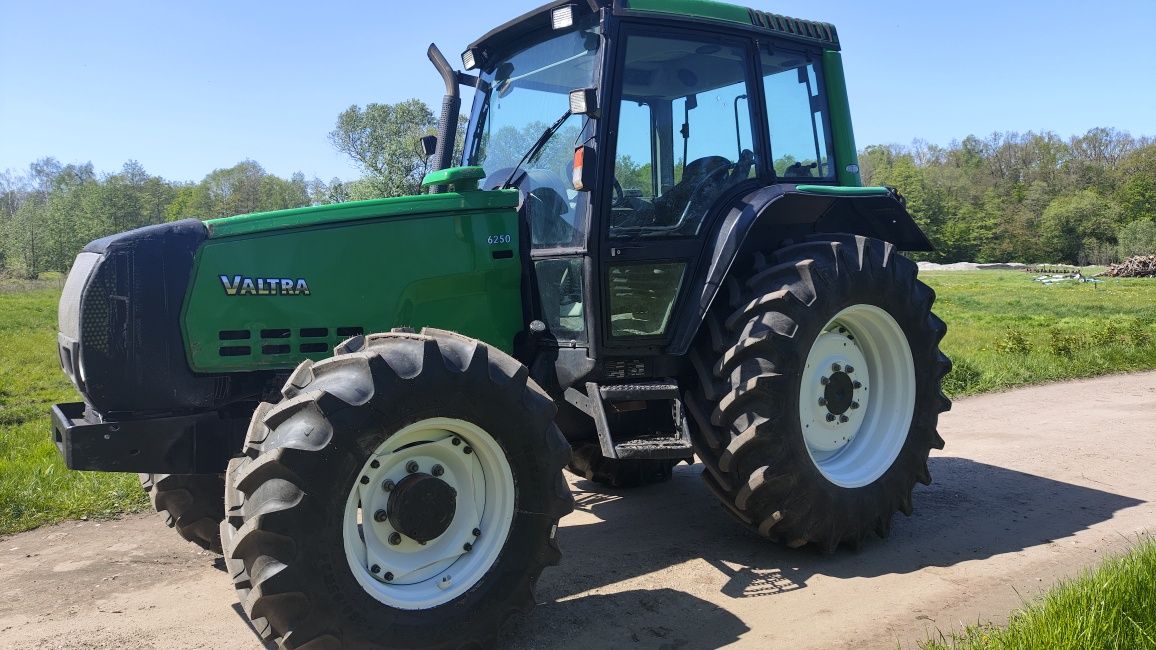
2;371;1154;649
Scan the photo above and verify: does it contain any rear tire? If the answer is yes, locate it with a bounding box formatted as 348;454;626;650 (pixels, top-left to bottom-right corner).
138;473;224;553
688;235;951;551
221;328;573;649
566;444;681;488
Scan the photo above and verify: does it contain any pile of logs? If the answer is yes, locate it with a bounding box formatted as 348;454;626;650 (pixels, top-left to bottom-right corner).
1102;255;1156;278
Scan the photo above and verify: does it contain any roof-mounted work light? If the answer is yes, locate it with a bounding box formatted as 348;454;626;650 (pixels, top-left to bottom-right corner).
551;5;575;30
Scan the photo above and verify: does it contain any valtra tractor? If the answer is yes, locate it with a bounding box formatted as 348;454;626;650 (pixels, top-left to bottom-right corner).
51;1;950;647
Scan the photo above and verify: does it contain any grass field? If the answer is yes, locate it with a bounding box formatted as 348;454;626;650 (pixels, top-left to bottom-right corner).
1;271;1155;536
922;271;1156;396
923;537;1156;649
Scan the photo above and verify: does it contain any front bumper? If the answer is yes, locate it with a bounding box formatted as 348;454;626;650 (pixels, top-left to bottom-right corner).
51;402;246;474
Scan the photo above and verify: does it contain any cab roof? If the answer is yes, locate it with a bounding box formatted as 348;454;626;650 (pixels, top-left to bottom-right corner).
466;0;839;68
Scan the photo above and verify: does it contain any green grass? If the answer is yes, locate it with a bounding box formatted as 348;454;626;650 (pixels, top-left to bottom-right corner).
1;271;1155;535
923;537;1156;649
922;271;1156;397
0;279;147;536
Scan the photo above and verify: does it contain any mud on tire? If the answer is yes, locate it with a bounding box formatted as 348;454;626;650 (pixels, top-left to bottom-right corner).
221;328;573;649
687;235;951;551
139;473;224;553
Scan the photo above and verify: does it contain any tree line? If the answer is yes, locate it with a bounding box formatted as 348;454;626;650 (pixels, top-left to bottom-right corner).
861;128;1156;264
2;97;1154;279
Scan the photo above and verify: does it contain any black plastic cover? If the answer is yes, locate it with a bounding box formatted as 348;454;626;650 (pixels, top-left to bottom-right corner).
71;220;269;414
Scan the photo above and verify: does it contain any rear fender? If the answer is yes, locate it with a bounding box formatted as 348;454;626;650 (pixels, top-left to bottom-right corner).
666;184;932;355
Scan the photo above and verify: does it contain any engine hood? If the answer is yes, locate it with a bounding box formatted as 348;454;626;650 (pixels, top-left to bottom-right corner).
205;188;518;239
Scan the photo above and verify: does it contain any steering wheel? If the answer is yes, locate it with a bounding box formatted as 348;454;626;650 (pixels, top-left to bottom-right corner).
728;149;756;183
612;178;627;207
671;161;732;226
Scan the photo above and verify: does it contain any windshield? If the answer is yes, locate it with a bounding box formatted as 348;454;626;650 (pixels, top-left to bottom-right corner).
463;15;601;249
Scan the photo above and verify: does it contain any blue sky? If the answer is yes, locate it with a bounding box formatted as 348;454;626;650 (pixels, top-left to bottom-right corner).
2;0;1153;183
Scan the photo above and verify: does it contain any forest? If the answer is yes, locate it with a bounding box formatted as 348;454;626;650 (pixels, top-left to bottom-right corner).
1;97;1154;278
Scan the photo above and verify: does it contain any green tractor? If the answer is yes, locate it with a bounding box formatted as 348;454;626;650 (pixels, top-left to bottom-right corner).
51;0;950;647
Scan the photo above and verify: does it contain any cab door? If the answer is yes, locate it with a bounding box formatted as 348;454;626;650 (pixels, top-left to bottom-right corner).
598;26;762;350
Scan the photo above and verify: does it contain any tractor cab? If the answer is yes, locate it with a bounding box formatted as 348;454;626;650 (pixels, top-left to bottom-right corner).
455;1;855;364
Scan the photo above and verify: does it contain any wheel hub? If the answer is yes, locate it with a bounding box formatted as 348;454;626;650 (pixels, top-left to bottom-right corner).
822;371;855;415
387;473;457;544
800;331;870;453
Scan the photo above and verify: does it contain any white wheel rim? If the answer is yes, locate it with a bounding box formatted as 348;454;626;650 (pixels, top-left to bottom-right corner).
343;417;515;610
799;305;916;488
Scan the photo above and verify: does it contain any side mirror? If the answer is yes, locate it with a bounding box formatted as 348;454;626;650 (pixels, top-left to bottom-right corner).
572;145;596;192
419;135;438;158
568;88;599;118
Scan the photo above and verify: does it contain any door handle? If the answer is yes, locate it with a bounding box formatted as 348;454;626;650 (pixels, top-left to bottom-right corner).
610;246;641;257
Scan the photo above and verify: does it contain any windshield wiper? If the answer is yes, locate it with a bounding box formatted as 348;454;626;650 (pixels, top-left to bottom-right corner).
503;109;572;189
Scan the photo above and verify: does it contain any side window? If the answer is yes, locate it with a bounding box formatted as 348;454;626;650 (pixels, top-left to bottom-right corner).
534;258;585;338
609;34;757;240
614;101;654;198
762;50;834;179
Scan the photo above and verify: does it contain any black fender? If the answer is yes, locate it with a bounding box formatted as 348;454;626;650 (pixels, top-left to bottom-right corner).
666;184;932;354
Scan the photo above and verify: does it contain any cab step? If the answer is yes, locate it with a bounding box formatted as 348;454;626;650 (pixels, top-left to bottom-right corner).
565;380;694;461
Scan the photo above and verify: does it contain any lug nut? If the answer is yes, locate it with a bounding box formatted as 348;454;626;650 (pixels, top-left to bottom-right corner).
853;381;862;389
370;459;380;469
820;376;830;385
451;437;462;446
371;564;380;573
831;363;842;372
464;446;473;455
382;479;396;492
432;464;444;477
374;509;388;522
818;397;827;406
406;460;420;474
384;572;394;582
845;365;855;374
463;542;473;552
839;415;849;423
389;532;402;546
360;476;370;485
826;413;836;422
851;401;860;410
473;528;481;537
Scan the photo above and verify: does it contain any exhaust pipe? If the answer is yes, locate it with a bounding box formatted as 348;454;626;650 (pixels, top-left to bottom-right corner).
427;44;460;194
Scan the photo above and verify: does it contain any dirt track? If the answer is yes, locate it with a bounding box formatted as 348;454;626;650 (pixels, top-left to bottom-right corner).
2;372;1154;649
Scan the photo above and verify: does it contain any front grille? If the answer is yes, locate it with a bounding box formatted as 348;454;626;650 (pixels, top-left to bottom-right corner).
80;254;118;356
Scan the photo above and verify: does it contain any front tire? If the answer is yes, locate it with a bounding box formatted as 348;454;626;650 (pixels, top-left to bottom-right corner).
139;473;224;553
688;235;951;551
221;328;572;649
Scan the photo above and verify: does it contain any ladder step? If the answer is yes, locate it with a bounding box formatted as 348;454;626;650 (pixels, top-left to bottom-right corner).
614;435;694;460
599;380;679;402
